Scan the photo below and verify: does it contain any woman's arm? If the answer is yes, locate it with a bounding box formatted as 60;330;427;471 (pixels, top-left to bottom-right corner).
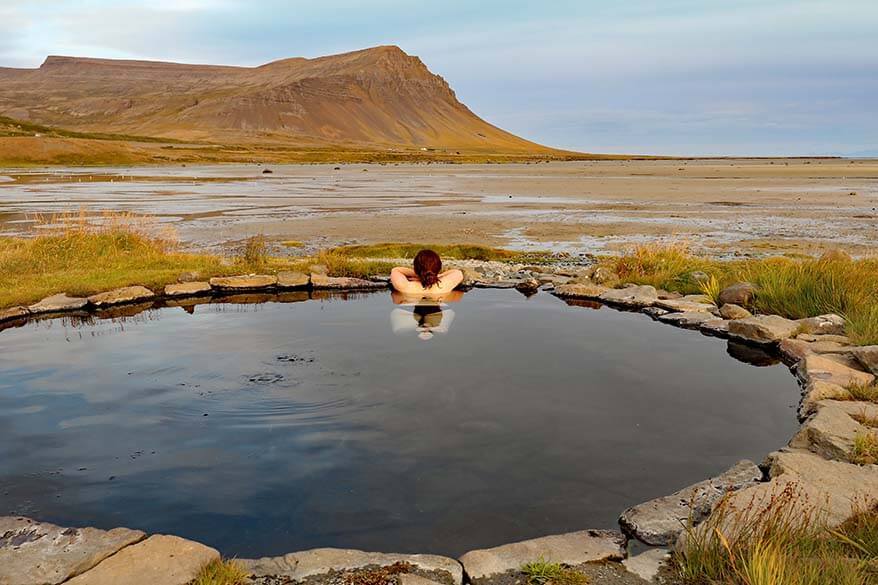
391;267;425;294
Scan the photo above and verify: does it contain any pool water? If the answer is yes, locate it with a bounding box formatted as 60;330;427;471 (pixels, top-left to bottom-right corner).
0;289;799;557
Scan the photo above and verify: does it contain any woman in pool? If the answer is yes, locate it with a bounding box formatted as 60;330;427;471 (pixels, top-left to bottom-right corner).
390;249;464;297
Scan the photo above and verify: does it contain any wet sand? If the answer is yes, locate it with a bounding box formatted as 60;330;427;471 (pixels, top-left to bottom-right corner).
0;158;876;257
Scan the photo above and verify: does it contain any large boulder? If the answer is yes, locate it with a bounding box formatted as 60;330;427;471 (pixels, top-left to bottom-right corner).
851;346;878;376
599;285;658;308
28;293;88;314
789;400;878;462
728;314;799;344
241;549;463;585
619;460;761;546
209;275;277;290
311;273;386;290
717;282;756;307
459;531;625;583
0;517;145;585
87;286;155;307
64;535;218;585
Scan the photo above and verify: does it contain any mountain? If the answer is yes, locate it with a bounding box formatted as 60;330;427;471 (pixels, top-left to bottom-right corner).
0;46;555;156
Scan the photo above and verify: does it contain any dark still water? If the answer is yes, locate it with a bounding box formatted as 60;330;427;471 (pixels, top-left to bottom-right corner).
0;289;799;557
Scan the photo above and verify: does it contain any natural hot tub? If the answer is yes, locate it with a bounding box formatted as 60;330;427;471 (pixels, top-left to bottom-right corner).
0;289;799;558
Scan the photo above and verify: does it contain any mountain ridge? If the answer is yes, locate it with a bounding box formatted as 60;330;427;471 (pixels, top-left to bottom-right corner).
0;45;553;154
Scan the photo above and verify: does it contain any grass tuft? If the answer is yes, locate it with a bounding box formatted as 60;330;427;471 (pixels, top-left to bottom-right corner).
521;559;589;585
847;383;878;404
190;558;247;585
851;431;878;465
674;482;878;585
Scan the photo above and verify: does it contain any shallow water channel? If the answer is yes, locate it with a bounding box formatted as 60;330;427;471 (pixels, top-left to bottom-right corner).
0;289;799;557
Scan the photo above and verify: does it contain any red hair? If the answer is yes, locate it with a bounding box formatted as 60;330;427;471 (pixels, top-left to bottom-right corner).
413;249;442;288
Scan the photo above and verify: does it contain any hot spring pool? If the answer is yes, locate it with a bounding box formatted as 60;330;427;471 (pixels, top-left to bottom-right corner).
0;289;799;557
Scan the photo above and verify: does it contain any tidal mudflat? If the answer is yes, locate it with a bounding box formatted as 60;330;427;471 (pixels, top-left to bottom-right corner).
1;159;876;257
0;289;799;557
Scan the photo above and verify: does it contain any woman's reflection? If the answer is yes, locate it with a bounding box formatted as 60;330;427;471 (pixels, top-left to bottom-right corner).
391;289;463;340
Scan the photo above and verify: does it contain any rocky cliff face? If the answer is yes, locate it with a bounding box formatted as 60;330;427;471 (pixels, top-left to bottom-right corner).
0;46;544;151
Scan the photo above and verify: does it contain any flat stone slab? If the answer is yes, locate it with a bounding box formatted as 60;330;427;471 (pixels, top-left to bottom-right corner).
0;517;145;585
599;285;658;308
0;306;29;323
799;380;853;418
553;283;609;299
87;286;155;307
277;271;310;289
699;319;731;336
28;293;88;314
797;333;851;344
795;353;874;388
653;299;715;313
65;534;218;585
852;345;878;376
728;314;799;344
209;275;277;290
473;280;521;289
622;548;670;583
658;311;720;329
164;282;212;297
310;273;387;290
242;548;463;584
619;460;761;546
789;400;876;462
459;530;625;582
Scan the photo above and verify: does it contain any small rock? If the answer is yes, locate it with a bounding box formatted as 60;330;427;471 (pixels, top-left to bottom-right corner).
619;460;761;546
796;333;851;344
851;345;878;376
0;517;145;585
209;275;278;290
64;534;218;585
28;293;88;314
87;286;155;307
176;271;201;283
277;271;310;289
515;278;540;296
719;303;752;320
717;282;756;307
728;314;799;344
310;273;387;290
164;282;212;297
796;314;845;336
686;271;710;284
778;338;813;364
589;265;618;285
599;285;659;308
459;530;625;583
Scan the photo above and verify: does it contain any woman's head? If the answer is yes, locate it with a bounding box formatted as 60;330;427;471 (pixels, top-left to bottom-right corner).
413;249;442;288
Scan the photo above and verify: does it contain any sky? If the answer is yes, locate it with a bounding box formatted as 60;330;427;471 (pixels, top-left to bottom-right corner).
1;0;876;156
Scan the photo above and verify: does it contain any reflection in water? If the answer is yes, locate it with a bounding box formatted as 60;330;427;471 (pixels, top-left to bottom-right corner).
391;304;456;340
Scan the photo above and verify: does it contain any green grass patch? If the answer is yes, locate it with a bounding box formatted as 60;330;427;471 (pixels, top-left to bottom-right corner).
599;244;878;345
674;483;878;584
191;558;247;585
315;249;397;279
521;559;589;585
